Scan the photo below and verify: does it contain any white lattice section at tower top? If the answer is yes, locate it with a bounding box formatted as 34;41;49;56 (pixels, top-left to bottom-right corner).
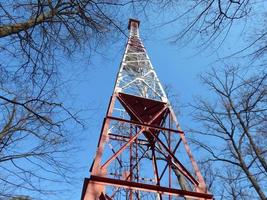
114;19;168;103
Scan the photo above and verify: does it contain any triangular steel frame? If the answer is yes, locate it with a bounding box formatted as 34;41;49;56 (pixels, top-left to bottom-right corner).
81;19;213;200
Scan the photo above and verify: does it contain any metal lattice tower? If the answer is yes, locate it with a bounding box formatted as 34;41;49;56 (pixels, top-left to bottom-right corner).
81;19;213;200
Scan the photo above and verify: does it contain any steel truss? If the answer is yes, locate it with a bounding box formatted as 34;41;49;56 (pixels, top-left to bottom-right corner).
81;19;213;200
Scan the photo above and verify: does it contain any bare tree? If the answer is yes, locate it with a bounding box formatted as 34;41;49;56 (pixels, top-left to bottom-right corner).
0;0;151;199
159;0;267;61
1;1;204;199
190;66;267;199
2;1;266;199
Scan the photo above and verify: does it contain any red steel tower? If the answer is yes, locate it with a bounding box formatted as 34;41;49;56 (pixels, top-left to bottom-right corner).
81;19;213;200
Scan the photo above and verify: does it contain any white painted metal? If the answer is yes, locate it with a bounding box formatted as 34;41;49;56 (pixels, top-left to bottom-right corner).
114;21;168;103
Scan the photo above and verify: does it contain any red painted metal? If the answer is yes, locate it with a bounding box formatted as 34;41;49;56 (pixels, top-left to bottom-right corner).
108;133;149;145
159;139;182;181
128;19;140;30
81;19;213;200
147;128;199;186
106;115;183;134
86;176;213;199
168;116;172;200
117;93;167;124
101;127;145;169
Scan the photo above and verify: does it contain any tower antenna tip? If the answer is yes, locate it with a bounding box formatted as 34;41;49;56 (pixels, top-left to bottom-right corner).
128;19;140;30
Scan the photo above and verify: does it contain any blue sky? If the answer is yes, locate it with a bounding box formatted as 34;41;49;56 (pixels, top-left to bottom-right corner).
1;2;266;199
58;18;222;200
42;3;267;197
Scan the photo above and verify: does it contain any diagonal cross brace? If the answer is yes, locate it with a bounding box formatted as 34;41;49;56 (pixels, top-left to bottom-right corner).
147;129;199;186
101;104;168;169
101;127;145;169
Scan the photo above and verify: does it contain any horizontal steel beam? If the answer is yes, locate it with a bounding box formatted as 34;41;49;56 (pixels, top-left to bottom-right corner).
108;133;149;145
106;116;184;134
87;176;213;199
